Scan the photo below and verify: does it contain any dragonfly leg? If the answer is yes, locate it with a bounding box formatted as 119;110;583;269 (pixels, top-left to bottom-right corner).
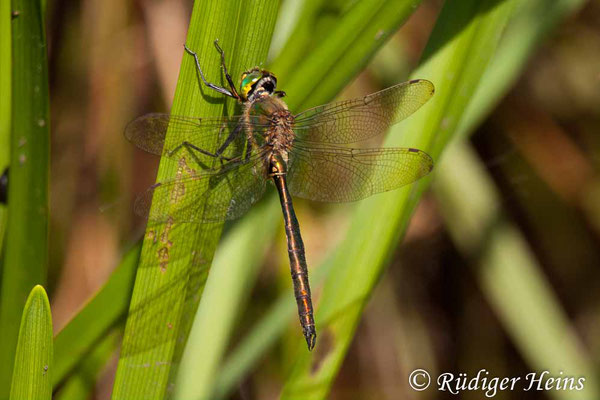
213;39;241;100
184;44;240;101
167;121;244;172
214;121;243;158
168;141;232;171
244;136;253;162
215;134;255;197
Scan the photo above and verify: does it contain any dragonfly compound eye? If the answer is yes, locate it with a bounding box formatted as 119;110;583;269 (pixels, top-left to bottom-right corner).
240;71;261;101
241;70;278;101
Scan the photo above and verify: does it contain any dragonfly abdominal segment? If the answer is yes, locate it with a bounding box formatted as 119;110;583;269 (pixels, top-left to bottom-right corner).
126;40;435;351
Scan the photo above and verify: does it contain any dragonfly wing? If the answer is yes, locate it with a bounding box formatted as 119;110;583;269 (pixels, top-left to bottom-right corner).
287;145;433;203
135;153;268;223
125;113;267;166
293;79;434;144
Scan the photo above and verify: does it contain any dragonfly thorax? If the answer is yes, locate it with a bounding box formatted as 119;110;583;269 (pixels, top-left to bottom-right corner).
240;68;277;102
268;108;295;152
248;95;295;155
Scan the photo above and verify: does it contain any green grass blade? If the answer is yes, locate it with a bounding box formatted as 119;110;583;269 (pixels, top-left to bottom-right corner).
214;293;298;399
52;244;139;387
456;0;586;139
0;0;10;161
213;251;334;400
174;196;280;400
54;331;119;400
272;0;423;111
0;0;50;394
9;285;52;400
269;0;328;72
434;142;600;400
0;0;11;249
112;1;279;398
280;1;515;398
430;1;597;398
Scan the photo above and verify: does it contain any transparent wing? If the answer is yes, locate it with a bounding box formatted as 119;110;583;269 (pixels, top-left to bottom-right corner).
135;152;268;223
293;79;434;144
287;144;433;202
125;113;269;163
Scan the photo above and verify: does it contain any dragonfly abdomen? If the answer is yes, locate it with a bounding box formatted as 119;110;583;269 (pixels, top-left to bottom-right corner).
270;154;316;350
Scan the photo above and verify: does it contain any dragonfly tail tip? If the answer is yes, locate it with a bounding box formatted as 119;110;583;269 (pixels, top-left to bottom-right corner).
304;328;317;351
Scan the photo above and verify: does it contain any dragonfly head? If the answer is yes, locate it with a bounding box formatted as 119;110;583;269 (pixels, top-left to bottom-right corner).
240;68;277;102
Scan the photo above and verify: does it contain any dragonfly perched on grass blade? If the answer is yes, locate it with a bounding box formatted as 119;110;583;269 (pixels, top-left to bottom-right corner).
126;40;435;351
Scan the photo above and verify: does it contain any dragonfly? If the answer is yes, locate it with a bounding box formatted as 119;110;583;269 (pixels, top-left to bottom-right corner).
126;40;435;351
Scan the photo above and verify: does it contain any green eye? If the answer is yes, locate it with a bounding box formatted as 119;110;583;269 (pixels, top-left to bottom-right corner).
240;72;261;100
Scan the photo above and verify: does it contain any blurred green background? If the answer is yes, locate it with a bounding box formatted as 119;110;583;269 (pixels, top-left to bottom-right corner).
1;0;599;399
